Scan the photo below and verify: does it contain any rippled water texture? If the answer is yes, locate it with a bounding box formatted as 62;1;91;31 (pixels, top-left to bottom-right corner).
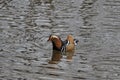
0;0;120;80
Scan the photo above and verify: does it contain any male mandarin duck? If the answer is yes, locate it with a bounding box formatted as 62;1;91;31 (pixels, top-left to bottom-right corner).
47;34;79;53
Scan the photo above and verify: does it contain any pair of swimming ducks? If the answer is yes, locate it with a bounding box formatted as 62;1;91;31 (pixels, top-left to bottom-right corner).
48;34;79;55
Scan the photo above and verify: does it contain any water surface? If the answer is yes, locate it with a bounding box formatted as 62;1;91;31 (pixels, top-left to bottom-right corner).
0;0;120;80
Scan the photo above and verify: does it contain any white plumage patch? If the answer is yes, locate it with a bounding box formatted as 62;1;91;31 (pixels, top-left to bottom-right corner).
74;39;79;45
66;40;70;46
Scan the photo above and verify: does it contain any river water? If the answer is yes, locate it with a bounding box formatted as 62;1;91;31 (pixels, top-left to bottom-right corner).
0;0;120;80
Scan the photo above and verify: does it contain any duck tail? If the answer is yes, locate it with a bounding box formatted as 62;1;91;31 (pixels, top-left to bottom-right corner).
74;39;79;45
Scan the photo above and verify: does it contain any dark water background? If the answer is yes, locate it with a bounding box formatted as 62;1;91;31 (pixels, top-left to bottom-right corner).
0;0;120;80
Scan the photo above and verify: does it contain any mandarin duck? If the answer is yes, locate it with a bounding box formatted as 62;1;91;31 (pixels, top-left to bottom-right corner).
47;34;79;53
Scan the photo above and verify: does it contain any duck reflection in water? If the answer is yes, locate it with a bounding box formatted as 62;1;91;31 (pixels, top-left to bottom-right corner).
49;50;62;64
47;34;79;64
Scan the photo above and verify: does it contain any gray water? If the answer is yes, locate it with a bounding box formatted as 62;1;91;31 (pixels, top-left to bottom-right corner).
0;0;120;80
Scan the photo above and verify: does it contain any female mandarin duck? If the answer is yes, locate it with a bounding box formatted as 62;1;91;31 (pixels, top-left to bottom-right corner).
47;34;79;53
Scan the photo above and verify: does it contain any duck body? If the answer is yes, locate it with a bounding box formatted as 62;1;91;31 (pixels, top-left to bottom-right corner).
48;34;79;53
